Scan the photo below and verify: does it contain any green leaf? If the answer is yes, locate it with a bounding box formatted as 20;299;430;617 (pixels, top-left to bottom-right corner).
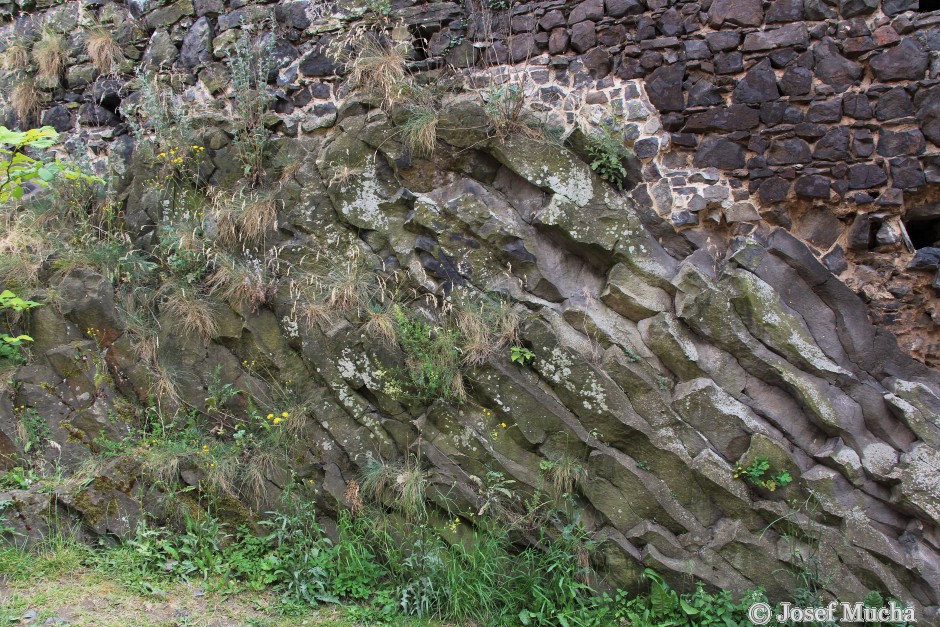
650;580;678;616
1;335;34;345
680;599;699;615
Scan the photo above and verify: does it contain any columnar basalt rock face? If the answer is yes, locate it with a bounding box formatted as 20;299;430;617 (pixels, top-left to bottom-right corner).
1;0;940;618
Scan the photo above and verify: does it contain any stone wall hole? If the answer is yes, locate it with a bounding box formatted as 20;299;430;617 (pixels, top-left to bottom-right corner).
903;215;940;249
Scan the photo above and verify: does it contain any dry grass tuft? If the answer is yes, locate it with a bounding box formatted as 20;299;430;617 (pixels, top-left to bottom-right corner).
456;293;520;367
327;162;363;188
344;480;364;516
160;286;218;343
0;211;54;287
360;454;428;521
142;444;183;488
277;160;303;186
130;324;161;365
541;454;586;504
239;449;279;508
32;29;68;87
209;189;279;248
289;278;334;328
240;195;278;245
289;252;379;326
325;257;375;318
400;104;440;157
11;79;43;123
117;296;161;365
206;253;272;312
204;450;239;497
86;28;124;76
344;30;409;107
150;356;182;409
3;40;30;72
362;298;397;345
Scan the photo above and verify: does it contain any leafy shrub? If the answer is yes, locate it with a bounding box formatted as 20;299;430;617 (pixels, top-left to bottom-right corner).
0;126;101;203
14;405;50;455
128;515;231;581
122;71;204;175
364;0;393;18
484;82;526;141
511;345;535;365
584;123;630;191
0;289;40;363
614;569;755;626
390;305;464;403
733;456;793;492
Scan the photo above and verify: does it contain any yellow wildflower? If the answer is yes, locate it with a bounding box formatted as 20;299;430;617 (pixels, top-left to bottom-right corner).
281;412;289;418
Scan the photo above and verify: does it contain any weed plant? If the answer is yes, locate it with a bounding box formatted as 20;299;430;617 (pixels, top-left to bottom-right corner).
584;123;630;191
225;27;277;188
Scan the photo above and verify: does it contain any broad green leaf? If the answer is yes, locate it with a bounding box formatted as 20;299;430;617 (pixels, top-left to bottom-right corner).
680;599;699;615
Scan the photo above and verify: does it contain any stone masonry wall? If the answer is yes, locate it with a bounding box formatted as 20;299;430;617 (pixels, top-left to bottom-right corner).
3;0;940;367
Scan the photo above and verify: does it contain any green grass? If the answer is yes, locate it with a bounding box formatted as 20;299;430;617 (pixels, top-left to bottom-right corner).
0;531;438;626
2;486;912;627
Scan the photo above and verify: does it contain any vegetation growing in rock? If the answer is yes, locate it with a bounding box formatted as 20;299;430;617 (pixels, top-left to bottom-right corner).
31;29;67;89
338;28;410;109
400;103;441;157
733;457;793;492
389;304;466;403
510;344;535;365
584;122;631;191
84;27;124;77
9;80;42;124
225;27;277;188
0;290;39;363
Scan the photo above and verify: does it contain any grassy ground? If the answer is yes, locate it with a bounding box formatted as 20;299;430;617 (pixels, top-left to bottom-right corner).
0;540;438;627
